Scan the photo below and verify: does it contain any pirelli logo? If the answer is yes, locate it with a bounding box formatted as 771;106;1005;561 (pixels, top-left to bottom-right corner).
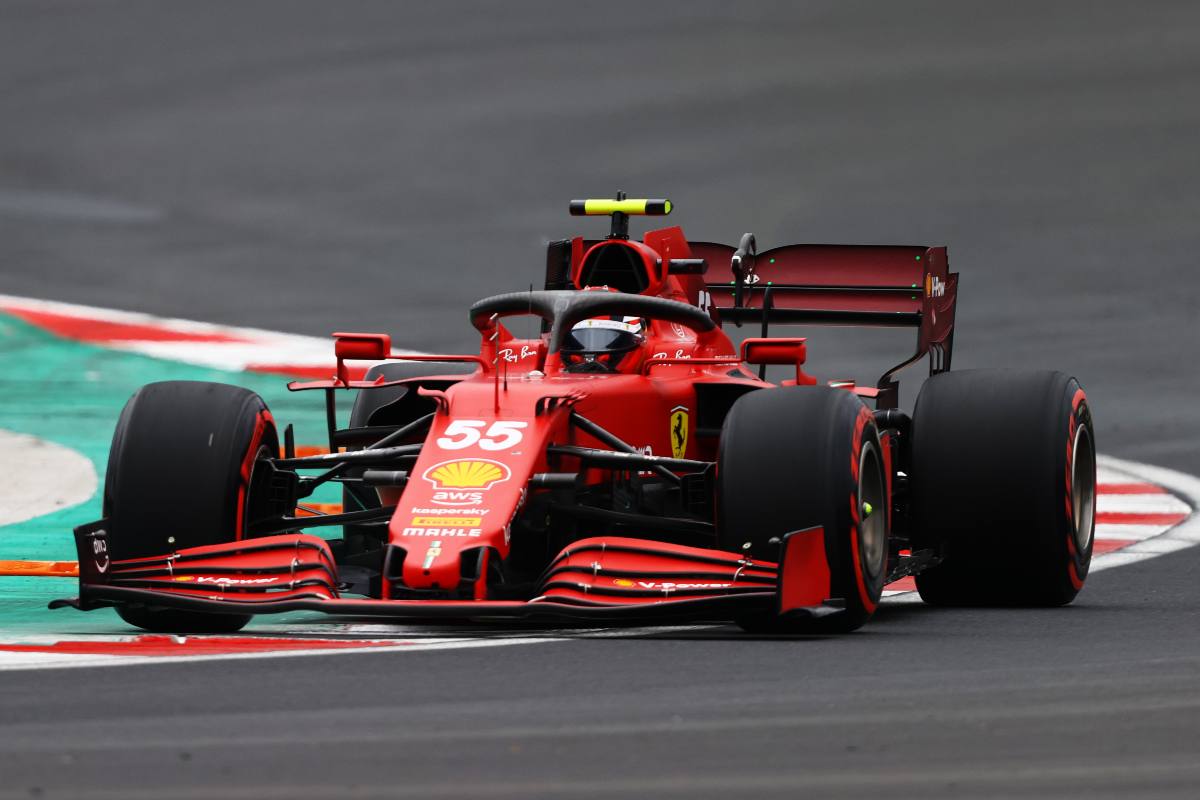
410;517;482;527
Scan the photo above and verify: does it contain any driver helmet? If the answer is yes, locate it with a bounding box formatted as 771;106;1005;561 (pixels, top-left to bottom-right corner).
562;315;647;373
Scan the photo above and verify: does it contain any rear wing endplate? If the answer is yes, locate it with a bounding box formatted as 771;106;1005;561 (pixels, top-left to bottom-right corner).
692;236;958;407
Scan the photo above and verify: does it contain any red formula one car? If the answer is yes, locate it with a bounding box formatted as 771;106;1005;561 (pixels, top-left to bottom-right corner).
54;196;1097;634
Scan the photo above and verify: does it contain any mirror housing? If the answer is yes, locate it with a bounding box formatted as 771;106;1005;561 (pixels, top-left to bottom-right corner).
741;338;816;385
333;332;391;385
333;332;391;361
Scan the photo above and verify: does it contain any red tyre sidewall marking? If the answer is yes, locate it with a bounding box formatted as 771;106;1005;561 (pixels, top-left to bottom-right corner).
1065;388;1089;590
235;409;275;540
848;405;878;613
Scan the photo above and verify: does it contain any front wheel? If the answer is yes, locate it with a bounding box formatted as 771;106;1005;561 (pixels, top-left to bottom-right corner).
717;387;889;634
104;381;278;633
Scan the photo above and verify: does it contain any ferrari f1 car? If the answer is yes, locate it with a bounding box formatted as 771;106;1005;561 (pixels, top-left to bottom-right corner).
54;195;1097;634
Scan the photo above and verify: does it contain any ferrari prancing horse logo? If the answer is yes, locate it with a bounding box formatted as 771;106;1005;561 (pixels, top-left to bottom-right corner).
670;406;689;459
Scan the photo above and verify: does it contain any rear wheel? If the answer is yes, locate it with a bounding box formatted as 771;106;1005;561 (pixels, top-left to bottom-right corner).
717;387;889;633
105;381;278;633
910;370;1095;606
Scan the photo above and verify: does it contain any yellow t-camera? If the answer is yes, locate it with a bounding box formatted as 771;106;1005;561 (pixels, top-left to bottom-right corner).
569;198;672;216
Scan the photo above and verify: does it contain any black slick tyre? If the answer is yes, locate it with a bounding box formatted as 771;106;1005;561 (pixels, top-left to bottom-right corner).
104;381;278;633
717;386;889;634
910;369;1096;606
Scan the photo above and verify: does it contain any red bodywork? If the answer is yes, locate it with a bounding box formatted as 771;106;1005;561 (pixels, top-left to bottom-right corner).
59;216;957;625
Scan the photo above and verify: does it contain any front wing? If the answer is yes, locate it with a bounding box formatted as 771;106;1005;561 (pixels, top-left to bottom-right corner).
51;521;844;623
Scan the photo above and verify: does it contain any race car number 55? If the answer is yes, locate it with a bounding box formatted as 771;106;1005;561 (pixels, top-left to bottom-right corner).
436;420;528;451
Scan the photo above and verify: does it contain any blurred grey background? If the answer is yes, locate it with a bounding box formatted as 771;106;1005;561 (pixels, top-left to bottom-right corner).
2;0;1198;471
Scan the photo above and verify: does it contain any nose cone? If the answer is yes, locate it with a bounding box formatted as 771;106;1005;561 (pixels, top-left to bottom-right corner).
394;492;504;591
385;376;564;594
391;452;533;592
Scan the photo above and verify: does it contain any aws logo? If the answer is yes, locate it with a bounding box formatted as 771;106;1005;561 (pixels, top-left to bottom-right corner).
432;491;486;506
925;273;946;298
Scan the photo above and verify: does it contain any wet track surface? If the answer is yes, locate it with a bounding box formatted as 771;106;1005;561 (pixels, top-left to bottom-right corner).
2;1;1199;797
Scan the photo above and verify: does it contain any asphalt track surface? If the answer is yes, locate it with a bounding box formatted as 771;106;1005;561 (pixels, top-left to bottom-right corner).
1;2;1199;797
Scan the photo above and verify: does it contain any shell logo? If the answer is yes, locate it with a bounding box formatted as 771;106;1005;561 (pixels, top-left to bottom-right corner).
423;459;512;490
613;579;635;587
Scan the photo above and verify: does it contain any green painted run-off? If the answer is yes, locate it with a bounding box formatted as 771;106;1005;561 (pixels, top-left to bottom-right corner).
0;313;340;631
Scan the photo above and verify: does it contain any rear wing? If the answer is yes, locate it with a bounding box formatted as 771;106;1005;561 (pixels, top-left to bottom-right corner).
544;232;957;408
691;237;957;407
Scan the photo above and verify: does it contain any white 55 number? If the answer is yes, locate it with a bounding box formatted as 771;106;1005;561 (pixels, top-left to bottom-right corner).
436;420;528;451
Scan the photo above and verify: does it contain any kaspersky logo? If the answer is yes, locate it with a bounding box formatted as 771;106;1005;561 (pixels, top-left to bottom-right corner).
423;459;512;506
925;273;946;298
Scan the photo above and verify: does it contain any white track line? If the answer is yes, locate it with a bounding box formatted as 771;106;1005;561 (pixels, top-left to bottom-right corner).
0;292;420;373
1094;493;1190;515
0;636;556;673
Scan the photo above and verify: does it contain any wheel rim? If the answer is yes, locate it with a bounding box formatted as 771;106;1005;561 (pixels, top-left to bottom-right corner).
242;442;277;537
858;442;888;581
1071;424;1096;552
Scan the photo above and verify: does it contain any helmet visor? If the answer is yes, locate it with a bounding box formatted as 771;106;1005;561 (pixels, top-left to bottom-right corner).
564;327;640;354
